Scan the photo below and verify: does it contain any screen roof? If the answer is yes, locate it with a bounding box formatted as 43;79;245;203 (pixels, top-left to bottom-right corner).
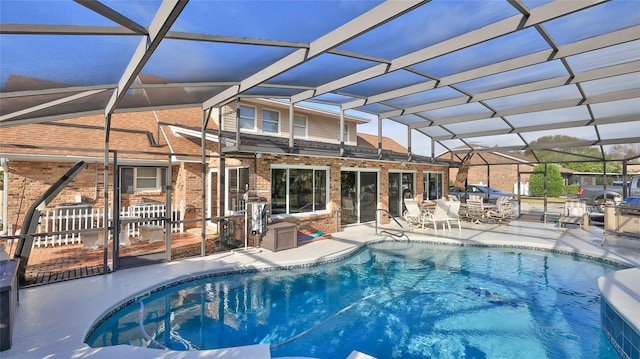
1;0;639;162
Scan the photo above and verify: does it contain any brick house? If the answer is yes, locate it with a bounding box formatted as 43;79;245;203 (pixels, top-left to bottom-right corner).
0;99;453;239
445;150;535;195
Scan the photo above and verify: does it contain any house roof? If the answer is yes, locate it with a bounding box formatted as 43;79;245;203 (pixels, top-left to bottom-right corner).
0;108;209;163
1;1;639;164
357;133;407;154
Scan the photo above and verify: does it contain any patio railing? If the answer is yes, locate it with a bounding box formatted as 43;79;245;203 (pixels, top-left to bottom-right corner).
33;201;185;247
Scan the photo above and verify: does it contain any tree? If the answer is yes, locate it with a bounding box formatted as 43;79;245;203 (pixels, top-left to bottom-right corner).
529;164;564;197
524;135;623;173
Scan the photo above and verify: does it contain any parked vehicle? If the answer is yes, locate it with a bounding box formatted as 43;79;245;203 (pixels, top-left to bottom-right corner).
448;184;514;204
578;176;640;211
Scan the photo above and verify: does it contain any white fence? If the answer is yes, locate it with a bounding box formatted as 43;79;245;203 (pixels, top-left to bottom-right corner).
33;201;185;247
514;182;530;196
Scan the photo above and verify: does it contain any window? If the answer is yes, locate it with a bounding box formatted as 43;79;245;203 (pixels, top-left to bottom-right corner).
423;171;444;201
120;167;165;193
227;167;249;214
262;109;279;133
293;115;307;137
239;105;256;130
271;167;328;215
337;124;349;143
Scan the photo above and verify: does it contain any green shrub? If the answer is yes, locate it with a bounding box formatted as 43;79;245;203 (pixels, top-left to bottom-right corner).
564;184;580;195
529;164;564;197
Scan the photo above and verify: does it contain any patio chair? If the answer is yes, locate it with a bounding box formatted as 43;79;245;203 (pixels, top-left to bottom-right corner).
487;196;514;224
444;200;462;231
558;200;589;229
465;197;488;224
403;199;424;228
423;201;451;233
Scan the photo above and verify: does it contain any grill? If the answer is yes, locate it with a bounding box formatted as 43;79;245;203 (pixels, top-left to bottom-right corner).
617;201;640;217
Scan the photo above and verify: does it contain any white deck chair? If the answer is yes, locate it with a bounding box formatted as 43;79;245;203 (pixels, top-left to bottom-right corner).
422;200;451;233
445;200;462;231
403;199;423;228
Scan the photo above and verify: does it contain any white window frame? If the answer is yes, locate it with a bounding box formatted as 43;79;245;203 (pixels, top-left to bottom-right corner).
239;105;256;132
271;164;330;217
133;167;161;192
262;108;280;134
293;114;307;138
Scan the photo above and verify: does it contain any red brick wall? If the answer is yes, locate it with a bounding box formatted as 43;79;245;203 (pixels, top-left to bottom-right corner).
449;164;532;193
4;160;188;232
255;154;447;233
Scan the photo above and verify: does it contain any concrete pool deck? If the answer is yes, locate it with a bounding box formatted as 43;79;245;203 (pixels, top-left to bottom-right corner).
3;219;640;358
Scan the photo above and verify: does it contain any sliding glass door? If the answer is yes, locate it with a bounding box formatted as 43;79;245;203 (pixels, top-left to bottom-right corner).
341;170;378;225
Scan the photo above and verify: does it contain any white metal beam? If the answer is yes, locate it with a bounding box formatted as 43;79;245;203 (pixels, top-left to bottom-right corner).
104;0;188;116
202;0;425;109
0;89;109;123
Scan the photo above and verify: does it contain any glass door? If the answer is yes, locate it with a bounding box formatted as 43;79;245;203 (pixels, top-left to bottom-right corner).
423;172;444;202
388;172;414;217
340;171;357;225
359;172;377;223
341;170;378;225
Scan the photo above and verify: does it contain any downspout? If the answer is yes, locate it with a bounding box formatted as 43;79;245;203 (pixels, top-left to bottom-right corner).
201;107;211;256
339;109;345;157
377;116;383;159
1;158;8;236
289;102;295;152
407;125;412;162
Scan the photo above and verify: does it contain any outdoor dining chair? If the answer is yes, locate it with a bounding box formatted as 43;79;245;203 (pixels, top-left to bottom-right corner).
465;197;488;224
487;196;514;223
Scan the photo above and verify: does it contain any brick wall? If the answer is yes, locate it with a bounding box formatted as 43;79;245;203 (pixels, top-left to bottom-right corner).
449;163;532;193
255;154;448;233
4;160;188;232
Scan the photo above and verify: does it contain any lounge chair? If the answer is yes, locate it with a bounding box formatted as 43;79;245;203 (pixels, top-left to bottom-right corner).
403;199;424;228
444;200;462;230
558;200;589;229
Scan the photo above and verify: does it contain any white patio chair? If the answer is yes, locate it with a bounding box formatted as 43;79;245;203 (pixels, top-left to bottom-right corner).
403;199;423;228
421;200;451;233
444;200;462;231
465;197;488;224
487;196;514;224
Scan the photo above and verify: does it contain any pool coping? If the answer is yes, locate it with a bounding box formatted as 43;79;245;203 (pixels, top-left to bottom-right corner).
5;221;640;359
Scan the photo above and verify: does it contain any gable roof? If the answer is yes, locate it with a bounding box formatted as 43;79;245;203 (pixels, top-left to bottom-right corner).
0;109;208;163
357;133;407;154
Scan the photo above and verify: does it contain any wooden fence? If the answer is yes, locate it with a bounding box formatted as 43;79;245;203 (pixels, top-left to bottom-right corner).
33;201;185;247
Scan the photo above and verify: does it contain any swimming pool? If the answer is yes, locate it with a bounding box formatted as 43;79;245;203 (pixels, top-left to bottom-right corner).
86;241;621;358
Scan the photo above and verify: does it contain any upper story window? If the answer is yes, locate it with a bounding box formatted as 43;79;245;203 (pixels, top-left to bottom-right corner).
121;167;165;193
293;115;307;138
337;124;349;143
239;105;256;131
262;109;280;134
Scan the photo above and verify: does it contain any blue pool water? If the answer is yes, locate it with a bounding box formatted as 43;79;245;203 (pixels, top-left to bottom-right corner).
86;242;621;358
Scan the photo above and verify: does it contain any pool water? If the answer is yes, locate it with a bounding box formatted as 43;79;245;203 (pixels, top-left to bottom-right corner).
86;242;621;358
